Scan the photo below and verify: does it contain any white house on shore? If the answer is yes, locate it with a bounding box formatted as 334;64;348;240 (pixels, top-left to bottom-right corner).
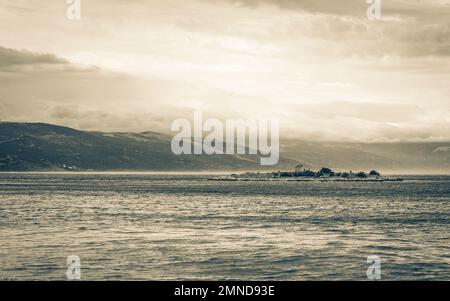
295;164;304;173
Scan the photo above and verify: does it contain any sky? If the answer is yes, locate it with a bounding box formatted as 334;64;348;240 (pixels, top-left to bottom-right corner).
0;0;449;141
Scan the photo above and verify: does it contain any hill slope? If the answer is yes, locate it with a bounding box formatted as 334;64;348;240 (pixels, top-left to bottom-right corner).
0;122;296;171
1;122;450;173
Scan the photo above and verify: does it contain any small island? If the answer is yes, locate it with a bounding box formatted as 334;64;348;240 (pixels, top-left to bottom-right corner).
210;165;404;182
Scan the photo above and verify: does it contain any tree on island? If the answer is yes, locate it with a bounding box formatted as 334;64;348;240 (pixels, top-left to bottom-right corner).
356;171;368;178
272;166;381;179
369;170;381;176
301;170;316;177
319;167;332;174
319;167;334;176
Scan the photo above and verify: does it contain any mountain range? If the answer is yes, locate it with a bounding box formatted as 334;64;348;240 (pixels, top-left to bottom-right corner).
1;122;450;173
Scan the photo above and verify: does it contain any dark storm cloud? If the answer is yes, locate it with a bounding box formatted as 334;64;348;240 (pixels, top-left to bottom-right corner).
0;46;236;133
0;46;68;68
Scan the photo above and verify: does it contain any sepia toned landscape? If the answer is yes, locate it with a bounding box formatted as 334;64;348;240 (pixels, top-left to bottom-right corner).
1;0;449;282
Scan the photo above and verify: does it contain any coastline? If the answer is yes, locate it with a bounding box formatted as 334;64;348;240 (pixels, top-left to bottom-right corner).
209;166;405;182
208;176;404;182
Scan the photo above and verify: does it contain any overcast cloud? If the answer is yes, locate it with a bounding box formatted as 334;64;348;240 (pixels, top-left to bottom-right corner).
0;0;449;141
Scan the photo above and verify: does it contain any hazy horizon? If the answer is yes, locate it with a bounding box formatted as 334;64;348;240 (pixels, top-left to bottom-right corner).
3;119;450;145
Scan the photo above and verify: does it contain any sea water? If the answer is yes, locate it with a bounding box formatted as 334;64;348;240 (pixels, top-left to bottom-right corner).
0;173;449;280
